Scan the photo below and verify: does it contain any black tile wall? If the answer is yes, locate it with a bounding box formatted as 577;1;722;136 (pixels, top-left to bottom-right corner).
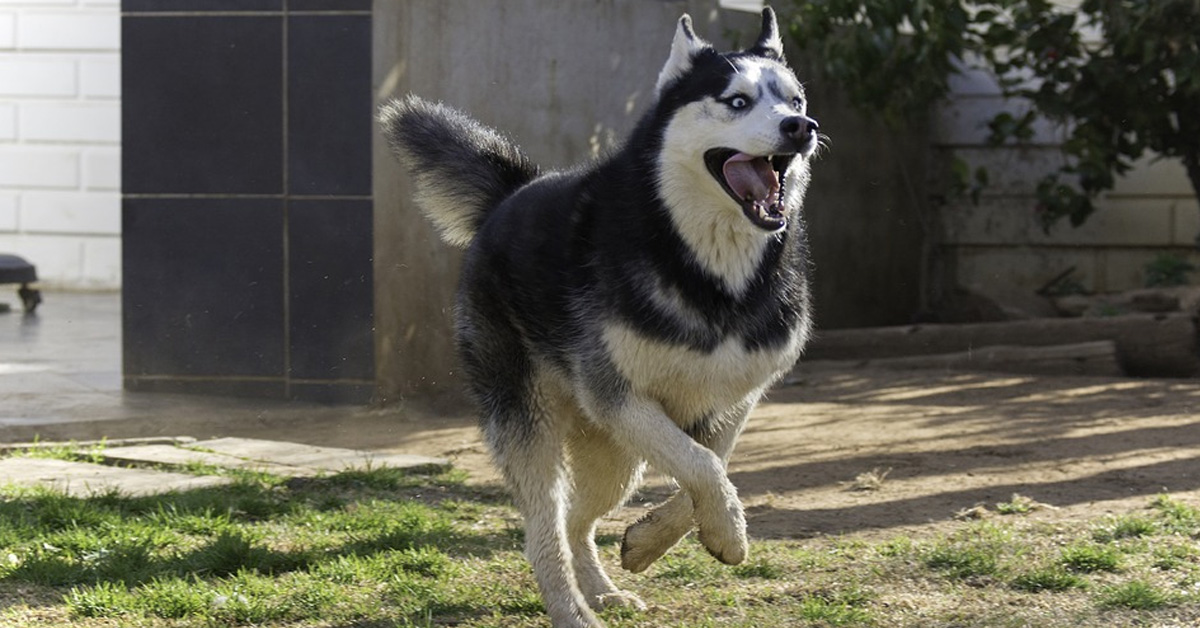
122;16;284;195
288;199;374;381
122;2;375;403
123;198;285;378
287;15;373;196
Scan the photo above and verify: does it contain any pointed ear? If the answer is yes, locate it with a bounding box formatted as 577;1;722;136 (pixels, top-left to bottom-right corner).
656;14;710;94
749;7;784;60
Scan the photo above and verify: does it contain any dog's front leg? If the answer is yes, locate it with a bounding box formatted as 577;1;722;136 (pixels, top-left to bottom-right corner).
621;398;755;572
598;397;747;566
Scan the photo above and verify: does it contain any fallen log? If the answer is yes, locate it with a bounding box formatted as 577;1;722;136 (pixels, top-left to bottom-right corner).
804;313;1200;378
799;340;1122;377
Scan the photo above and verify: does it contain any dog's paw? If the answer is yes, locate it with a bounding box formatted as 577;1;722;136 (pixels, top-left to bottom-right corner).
695;502;747;565
620;510;692;573
590;590;647;612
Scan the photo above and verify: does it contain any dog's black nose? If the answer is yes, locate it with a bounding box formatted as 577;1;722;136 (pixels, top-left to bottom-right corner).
780;115;819;140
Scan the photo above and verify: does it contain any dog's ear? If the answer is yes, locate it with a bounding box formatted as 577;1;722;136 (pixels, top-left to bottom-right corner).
748;7;784;61
656;14;711;94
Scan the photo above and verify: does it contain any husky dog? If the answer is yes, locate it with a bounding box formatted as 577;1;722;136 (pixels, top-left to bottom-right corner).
379;8;820;628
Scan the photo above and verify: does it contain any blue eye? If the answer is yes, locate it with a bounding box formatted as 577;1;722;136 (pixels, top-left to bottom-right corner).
727;95;750;110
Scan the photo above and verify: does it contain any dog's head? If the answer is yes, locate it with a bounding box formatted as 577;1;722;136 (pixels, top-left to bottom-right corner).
655;7;820;233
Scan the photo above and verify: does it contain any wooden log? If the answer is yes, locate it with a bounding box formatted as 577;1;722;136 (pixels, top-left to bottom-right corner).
804;313;1200;377
799;340;1123;377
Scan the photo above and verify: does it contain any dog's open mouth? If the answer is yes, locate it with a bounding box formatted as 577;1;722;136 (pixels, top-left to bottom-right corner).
704;149;796;231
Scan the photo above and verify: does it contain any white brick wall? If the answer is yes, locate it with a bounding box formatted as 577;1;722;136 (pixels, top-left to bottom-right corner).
0;0;120;290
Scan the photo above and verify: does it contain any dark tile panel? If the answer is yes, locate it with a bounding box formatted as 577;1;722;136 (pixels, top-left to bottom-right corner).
288;382;374;405
123;0;281;12
122;16;283;194
287;199;374;380
123;198;285;377
288;0;371;11
287;14;372;196
125;377;288;399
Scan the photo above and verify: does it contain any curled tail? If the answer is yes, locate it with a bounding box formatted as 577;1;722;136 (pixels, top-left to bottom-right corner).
378;95;539;248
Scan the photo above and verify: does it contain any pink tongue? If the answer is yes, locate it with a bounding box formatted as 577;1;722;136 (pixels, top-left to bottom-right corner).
722;153;777;201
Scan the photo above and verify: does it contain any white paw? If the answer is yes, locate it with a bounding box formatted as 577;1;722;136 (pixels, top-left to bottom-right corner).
621;512;689;573
590;589;647;611
695;501;747;565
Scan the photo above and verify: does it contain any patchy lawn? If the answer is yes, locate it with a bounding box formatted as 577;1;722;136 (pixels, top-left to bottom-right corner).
2;453;1199;627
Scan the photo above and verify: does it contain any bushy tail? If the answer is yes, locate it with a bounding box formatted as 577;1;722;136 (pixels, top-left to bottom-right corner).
378;96;539;248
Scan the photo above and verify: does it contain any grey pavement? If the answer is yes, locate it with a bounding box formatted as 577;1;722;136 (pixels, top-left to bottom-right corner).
0;291;464;496
0;291;473;446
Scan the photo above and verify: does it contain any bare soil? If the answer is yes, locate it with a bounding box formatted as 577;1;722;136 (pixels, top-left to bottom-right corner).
8;366;1200;543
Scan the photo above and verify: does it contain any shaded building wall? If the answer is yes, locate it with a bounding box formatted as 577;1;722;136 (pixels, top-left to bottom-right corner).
936;66;1200;301
799;71;929;329
121;0;375;403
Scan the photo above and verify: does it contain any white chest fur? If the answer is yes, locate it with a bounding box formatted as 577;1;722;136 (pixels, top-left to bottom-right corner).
601;321;804;425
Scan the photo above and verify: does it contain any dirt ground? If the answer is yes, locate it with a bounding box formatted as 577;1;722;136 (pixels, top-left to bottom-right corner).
6;365;1200;542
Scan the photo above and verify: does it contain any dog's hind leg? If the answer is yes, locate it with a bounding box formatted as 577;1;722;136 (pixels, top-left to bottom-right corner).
565;425;647;612
620;398;756;573
484;414;604;628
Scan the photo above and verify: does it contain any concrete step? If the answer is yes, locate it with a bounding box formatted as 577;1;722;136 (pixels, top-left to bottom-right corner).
185;437;450;475
100;444;312;477
1;438;451;498
0;457;231;497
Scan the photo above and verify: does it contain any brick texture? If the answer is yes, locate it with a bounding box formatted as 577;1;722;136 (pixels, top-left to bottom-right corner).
1;2;120;289
18;12;119;51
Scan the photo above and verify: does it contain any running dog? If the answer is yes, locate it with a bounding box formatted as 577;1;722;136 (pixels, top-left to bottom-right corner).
379;8;821;627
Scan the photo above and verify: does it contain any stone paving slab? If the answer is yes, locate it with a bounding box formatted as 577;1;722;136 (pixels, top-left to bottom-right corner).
100;444;311;477
0;457;231;497
186;437;450;474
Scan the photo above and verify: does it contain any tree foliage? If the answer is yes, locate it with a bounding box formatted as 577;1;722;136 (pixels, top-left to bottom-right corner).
782;0;1200;233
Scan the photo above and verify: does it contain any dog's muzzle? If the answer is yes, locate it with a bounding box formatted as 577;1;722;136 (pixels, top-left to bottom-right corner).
704;149;798;232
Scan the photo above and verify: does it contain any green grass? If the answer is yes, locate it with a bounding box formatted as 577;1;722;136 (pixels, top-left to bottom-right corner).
1010;567;1087;593
5;449;1200;627
1060;543;1122;573
1092;514;1157;543
1098;580;1175;610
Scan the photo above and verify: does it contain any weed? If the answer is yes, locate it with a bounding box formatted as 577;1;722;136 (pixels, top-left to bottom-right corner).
1144;253;1196;287
1010;567;1086;592
996;493;1055;516
731;556;785;580
1151;494;1200;535
847;467;891;491
1060;543;1121;573
924;543;1000;580
1093;515;1156;542
1152;543;1198;571
794;587;874;625
1098;579;1174;610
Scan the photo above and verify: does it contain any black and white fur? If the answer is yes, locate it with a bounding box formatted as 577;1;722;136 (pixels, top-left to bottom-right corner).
380;8;820;628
